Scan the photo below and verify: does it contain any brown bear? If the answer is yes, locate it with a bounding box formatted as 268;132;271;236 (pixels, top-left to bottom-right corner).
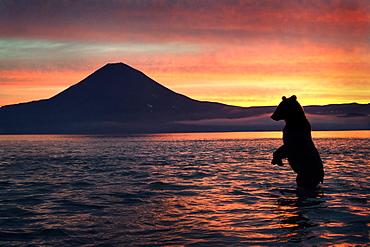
271;95;324;188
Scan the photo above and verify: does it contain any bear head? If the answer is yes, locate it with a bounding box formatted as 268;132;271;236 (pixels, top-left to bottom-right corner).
271;95;306;121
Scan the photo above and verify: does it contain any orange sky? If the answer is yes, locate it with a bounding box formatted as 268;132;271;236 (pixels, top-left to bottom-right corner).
0;0;369;107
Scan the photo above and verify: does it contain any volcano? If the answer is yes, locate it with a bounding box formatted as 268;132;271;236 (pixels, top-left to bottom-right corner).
1;63;368;134
0;63;267;134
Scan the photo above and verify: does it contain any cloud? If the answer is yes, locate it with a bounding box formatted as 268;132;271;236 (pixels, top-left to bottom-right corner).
307;113;370;130
0;0;369;107
174;112;370;131
1;0;369;45
175;113;284;130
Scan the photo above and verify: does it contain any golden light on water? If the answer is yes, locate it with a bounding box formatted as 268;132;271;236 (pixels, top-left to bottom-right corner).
0;131;368;245
311;130;370;139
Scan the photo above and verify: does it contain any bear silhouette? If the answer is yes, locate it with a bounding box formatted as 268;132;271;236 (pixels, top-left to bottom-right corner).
271;95;324;188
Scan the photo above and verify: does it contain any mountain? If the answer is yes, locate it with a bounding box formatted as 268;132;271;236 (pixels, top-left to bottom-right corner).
0;63;369;134
0;63;267;134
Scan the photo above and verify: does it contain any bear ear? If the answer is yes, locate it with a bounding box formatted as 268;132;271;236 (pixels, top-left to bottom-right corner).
291;95;297;101
282;96;286;101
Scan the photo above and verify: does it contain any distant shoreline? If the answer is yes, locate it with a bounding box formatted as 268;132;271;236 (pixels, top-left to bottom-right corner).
1;129;369;137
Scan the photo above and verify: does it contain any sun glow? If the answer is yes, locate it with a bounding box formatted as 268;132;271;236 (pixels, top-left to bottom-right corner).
0;1;369;107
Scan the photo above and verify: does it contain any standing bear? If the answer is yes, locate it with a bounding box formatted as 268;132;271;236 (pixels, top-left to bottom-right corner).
271;95;324;188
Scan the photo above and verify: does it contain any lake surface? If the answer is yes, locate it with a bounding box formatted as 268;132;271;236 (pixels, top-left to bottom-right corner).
0;131;369;246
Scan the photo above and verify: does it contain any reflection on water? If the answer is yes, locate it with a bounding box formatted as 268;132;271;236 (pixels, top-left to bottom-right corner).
273;188;326;244
0;131;369;246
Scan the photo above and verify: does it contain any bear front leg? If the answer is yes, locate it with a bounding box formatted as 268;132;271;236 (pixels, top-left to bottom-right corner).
272;145;288;166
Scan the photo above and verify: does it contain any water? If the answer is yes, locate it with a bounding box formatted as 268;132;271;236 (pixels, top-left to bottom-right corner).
0;131;369;246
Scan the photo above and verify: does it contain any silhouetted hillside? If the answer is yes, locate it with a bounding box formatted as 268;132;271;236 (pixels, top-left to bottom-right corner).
0;63;369;134
0;63;266;133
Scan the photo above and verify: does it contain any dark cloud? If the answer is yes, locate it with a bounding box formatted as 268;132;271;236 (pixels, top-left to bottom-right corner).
1;0;369;45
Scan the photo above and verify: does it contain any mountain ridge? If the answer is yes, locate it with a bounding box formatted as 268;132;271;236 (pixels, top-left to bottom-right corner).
0;63;369;134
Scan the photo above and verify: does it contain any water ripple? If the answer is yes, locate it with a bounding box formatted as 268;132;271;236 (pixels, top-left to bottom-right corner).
0;133;368;246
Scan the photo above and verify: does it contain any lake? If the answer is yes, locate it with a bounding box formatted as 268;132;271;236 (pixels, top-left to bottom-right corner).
0;131;369;246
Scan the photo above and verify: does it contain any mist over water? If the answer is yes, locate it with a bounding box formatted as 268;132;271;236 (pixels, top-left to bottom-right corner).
0;132;369;246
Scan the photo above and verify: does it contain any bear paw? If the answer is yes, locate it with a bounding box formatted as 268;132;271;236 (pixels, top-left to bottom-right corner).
271;158;284;166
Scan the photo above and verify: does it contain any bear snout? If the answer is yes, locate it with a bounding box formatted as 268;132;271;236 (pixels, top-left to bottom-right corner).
270;113;280;121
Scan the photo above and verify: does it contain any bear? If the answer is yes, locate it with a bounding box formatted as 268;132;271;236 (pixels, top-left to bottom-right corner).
271;95;324;188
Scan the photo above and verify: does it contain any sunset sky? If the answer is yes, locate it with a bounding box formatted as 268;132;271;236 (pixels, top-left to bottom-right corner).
1;0;369;107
